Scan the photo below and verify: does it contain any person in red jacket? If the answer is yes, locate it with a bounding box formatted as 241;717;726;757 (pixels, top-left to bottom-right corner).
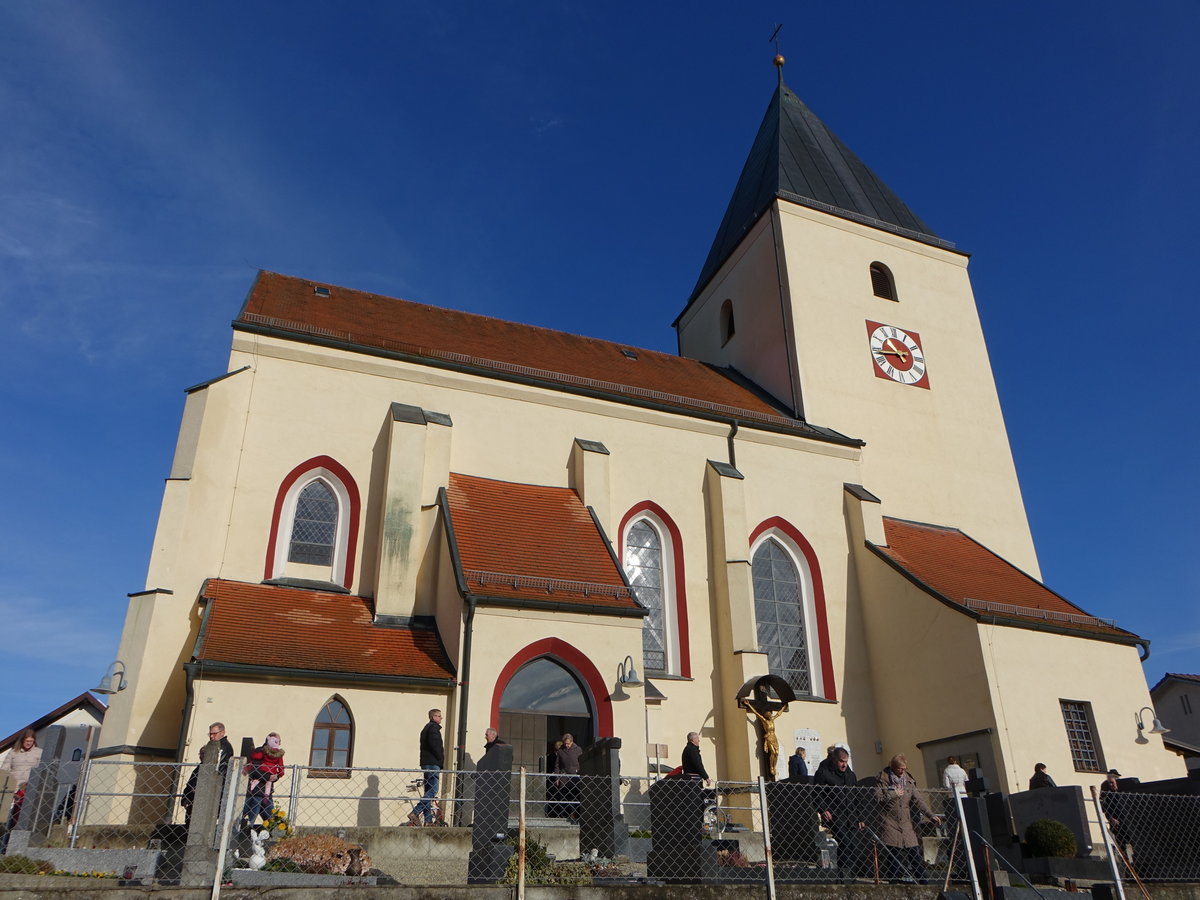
241;732;285;828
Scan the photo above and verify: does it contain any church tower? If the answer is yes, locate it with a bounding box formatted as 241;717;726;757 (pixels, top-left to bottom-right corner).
675;68;1038;573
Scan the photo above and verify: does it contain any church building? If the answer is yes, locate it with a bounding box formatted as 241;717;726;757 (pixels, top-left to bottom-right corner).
96;65;1180;795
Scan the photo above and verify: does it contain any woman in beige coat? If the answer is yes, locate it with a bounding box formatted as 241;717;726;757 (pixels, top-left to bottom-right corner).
873;754;941;881
1;730;43;846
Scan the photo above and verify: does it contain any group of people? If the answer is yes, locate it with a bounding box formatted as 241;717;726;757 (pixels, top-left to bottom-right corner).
177;722;286;831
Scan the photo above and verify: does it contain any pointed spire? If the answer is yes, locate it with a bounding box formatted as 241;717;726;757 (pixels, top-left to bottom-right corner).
685;74;950;307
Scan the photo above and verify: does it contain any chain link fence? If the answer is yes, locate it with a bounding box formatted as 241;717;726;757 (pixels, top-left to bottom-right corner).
1093;787;1200;883
4;757;1199;894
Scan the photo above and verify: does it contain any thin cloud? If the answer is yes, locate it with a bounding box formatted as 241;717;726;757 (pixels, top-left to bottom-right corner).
0;595;119;673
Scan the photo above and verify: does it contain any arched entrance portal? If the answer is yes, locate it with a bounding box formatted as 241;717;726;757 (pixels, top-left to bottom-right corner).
498;657;593;773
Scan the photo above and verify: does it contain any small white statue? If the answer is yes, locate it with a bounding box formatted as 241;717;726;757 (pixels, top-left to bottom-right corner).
248;828;268;871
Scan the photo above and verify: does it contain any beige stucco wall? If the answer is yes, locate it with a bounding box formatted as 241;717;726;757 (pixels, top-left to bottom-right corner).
977;625;1184;791
183;678;451;769
679;201;1038;576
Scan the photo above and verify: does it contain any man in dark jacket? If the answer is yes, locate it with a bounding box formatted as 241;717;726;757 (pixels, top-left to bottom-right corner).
181;722;235;827
1029;763;1056;790
409;709;443;825
814;747;865;873
681;731;711;784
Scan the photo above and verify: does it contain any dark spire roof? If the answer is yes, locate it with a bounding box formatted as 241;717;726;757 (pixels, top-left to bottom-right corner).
685;81;952;309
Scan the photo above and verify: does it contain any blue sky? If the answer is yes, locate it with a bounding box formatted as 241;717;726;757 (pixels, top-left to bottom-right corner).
0;2;1196;736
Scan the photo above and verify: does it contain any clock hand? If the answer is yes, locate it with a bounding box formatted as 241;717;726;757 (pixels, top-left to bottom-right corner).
880;339;909;362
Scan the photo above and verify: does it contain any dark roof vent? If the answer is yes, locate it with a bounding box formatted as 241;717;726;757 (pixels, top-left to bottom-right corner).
314;286;331;297
621;349;638;360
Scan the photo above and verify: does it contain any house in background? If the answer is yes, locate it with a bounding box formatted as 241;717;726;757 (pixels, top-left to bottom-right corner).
1150;673;1200;770
94;66;1183;798
0;692;106;814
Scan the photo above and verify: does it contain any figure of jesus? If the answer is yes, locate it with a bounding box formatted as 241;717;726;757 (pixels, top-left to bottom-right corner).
740;700;788;779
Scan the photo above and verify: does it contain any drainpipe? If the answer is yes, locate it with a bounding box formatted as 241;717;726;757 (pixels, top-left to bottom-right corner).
726;420;739;470
175;666;196;763
454;595;478;775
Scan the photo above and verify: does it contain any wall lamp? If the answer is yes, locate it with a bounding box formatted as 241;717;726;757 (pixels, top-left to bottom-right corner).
93;660;128;695
1135;705;1169;743
617;655;643;687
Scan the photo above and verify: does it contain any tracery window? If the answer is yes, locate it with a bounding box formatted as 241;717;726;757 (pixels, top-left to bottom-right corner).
752;538;811;694
266;456;360;589
620;503;689;677
625;520;667;673
288;480;338;565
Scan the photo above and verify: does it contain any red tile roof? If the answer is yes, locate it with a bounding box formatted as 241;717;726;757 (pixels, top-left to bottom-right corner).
236;271;855;444
195;579;455;681
873;518;1136;640
444;473;642;613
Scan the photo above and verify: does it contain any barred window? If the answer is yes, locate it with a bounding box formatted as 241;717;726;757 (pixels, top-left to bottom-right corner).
1060;699;1104;773
753;538;811;695
625;520;666;673
288;480;338;565
310;697;353;776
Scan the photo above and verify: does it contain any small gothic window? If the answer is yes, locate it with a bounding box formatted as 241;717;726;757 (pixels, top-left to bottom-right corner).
720;299;736;345
625;520;666;673
310;697;354;774
870;263;897;301
288;480;338;565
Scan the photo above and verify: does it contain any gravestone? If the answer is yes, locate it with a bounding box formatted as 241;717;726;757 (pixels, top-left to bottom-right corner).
1008;787;1092;857
578;737;628;859
180;741;232;886
764;780;818;864
468;742;513;883
646;777;719;881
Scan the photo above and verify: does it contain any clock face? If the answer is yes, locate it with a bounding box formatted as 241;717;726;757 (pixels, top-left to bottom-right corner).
866;321;929;388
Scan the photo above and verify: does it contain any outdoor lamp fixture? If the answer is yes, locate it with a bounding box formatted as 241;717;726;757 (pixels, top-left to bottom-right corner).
1134;706;1170;743
93;660;128;695
617;655;643;687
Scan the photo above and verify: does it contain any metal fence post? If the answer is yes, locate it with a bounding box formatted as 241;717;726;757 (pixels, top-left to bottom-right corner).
67;757;93;850
756;777;776;900
517;766;527;900
210;758;243;900
1090;785;1128;900
952;788;983;900
287;765;302;826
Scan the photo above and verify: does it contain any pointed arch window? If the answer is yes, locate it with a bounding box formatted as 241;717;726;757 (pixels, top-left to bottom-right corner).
265;456;361;590
309;696;354;776
870;262;898;301
749;519;835;700
626;520;667;672
289;480;338;565
753;538;811;693
620;503;690;677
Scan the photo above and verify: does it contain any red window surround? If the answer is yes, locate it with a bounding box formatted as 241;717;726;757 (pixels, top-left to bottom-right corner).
618;500;691;678
264;455;361;591
490;638;614;737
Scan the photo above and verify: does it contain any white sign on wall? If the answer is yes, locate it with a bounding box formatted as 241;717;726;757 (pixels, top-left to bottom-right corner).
784;727;823;779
